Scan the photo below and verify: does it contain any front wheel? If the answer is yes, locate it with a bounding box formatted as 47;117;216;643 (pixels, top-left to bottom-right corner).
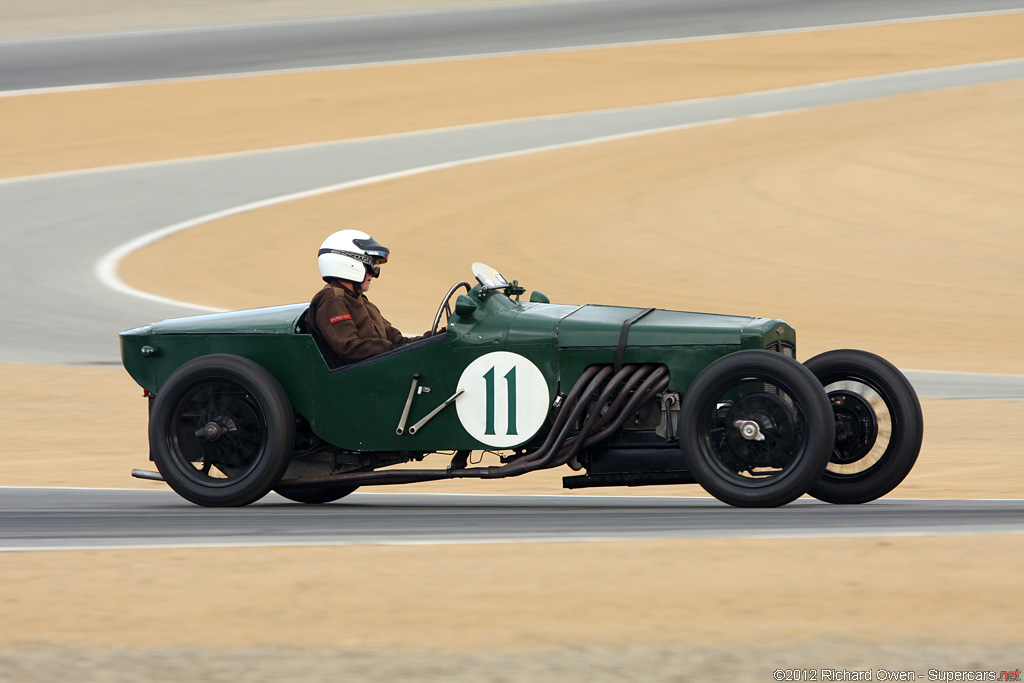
804;350;923;504
149;354;295;507
679;350;834;507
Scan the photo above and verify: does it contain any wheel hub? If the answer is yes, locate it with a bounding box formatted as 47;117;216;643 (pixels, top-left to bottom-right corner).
722;393;798;470
173;391;263;473
195;417;238;441
828;390;878;464
733;419;766;441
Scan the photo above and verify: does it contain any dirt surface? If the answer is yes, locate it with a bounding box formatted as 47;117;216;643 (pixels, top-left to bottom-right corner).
3;643;1023;683
3;13;1023;178
2;12;1023;680
0;0;561;40
1;536;1022;680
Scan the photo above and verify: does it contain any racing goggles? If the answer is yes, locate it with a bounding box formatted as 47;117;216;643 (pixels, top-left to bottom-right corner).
319;249;385;278
361;250;387;277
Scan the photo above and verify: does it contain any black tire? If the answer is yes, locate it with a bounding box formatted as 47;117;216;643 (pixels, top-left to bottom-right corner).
274;483;359;504
679;350;834;507
804;349;923;504
149;354;294;507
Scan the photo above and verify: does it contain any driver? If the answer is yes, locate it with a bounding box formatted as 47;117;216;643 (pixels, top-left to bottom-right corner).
307;230;437;366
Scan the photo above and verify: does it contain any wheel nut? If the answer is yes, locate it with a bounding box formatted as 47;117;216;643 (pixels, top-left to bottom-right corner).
196;422;224;441
733;420;765;441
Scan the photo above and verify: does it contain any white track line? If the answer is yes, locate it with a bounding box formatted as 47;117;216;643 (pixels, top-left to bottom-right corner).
2;8;1020;98
7;530;1024;553
1;491;1021;552
3;490;1020;550
92;112;774;312
3;56;1021;188
93;59;1024;312
0;91;765;187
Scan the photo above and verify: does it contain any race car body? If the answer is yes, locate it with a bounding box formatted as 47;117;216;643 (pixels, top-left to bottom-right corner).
121;263;922;508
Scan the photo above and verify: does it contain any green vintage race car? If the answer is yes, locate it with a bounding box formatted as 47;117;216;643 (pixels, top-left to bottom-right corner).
121;263;922;508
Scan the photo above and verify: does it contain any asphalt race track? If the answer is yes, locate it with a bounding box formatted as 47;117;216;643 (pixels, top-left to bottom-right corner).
2;1;1023;549
2;488;1022;551
3;0;1022;92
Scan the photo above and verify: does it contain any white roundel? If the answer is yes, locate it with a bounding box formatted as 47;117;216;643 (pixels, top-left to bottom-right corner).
456;352;550;448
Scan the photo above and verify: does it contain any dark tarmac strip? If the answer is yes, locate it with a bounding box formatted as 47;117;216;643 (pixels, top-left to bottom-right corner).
1;488;1022;551
2;0;1021;92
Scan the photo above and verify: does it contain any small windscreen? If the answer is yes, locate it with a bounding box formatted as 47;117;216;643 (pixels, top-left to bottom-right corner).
471;262;510;290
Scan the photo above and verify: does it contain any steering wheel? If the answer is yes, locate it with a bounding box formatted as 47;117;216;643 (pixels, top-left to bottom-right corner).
431;281;472;335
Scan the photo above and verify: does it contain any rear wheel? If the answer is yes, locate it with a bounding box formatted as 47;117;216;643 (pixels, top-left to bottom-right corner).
149;354;294;507
274;483;359;504
804;350;923;504
679;350;834;507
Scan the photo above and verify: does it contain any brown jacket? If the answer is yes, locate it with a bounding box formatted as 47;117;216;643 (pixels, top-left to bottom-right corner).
307;281;428;365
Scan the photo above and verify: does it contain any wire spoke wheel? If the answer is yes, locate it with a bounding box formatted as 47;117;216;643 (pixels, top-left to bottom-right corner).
679;350;834;507
169;381;268;486
804;350;923;504
150;355;294;507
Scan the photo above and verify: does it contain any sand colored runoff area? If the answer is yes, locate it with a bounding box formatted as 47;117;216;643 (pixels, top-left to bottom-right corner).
121;81;1024;376
2;6;1024;680
1;536;1023;680
3;12;1024;178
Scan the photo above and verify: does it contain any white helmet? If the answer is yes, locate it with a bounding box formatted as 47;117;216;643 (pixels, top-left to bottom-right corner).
317;230;390;283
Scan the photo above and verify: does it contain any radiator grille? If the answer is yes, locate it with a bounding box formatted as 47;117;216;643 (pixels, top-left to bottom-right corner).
765;341;796;359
